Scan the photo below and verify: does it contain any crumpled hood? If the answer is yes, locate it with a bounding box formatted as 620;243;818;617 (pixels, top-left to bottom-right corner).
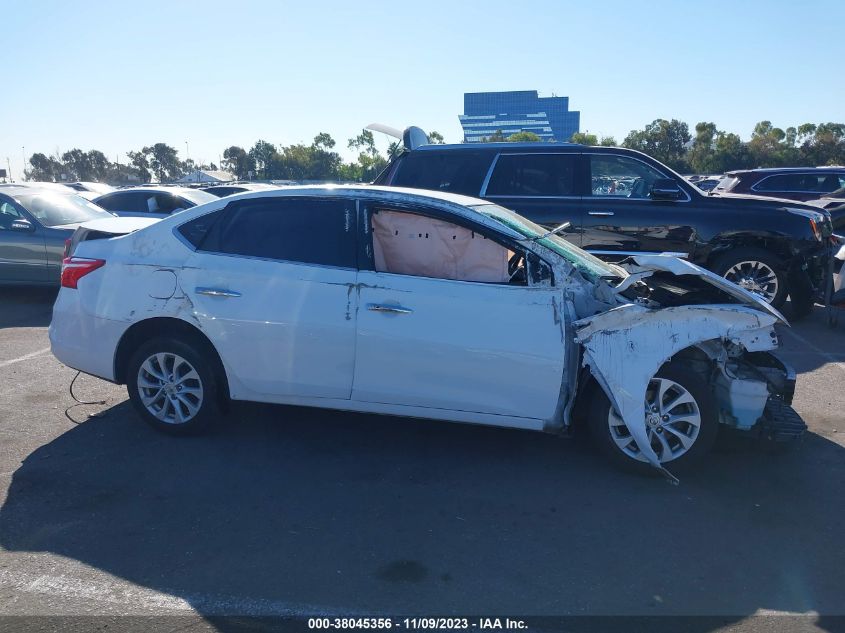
622;254;789;325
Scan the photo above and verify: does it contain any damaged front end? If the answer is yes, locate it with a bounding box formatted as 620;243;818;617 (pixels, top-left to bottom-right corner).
572;254;805;480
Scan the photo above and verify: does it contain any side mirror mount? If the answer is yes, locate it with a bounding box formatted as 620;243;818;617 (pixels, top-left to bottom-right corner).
650;178;684;201
10;219;35;232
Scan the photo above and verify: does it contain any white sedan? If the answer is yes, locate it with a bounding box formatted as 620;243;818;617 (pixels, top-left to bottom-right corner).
49;186;803;478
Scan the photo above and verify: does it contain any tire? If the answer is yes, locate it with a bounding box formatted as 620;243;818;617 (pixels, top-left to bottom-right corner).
126;337;221;435
713;247;787;309
586;361;719;472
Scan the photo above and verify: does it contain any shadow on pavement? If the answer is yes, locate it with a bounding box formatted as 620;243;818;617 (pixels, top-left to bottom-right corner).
1;398;844;631
0;286;57;329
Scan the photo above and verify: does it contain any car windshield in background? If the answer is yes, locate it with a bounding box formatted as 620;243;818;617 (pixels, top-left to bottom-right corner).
474;204;626;281
180;189;219;206
18;193;112;227
715;176;740;192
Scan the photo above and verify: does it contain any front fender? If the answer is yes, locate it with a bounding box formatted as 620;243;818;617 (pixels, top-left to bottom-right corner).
575;304;779;477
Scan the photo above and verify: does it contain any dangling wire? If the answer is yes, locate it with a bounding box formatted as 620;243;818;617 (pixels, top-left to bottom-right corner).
64;370;108;424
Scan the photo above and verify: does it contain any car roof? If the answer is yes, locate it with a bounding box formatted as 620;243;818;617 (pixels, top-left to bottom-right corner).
107;186;206;194
0;185;78;199
215;184;493;209
727;167;845;176
412;142;584;152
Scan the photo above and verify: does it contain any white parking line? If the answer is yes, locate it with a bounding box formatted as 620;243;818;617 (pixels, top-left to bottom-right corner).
0;567;354;616
0;347;51;369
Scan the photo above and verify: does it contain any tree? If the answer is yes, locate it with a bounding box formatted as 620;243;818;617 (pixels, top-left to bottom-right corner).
800;122;845;166
127;150;152;183
129;143;184;182
687;122;718;173
26;153;63;181
599;136;617;147
312;132;336;151
249;140;278;179
222;146;256;180
570;132;598;145
623;119;691;172
747;120;789;167
348;130;387;182
428;131;445;144
480;130;506;143
507;131;542;142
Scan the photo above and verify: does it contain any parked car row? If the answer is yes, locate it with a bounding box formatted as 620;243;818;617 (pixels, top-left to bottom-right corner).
49;184;803;477
0;186;114;284
372;128;833;312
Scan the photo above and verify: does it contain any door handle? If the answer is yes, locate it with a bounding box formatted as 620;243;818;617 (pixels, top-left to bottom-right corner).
195;287;242;298
367;303;413;314
588;210;615;216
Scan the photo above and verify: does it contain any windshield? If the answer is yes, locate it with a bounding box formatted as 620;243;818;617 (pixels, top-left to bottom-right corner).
17;192;112;227
473;204;626;281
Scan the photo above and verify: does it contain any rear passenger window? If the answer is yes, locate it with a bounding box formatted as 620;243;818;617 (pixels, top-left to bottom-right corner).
392;152;490;195
154;194;190;214
754;174;805;192
486;154;577;196
207;198;356;267
178;211;222;248
96;192;147;213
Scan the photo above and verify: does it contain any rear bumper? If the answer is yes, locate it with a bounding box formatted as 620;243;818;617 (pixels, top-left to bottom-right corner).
49;288;127;382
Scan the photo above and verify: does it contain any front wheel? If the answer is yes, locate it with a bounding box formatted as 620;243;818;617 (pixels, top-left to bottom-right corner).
126;337;221;435
713;247;787;309
587;361;719;471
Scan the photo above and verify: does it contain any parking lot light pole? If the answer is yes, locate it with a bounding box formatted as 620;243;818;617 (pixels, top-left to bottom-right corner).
21;146;25;180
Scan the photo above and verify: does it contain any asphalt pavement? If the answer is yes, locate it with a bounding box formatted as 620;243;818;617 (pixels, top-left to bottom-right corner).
0;286;843;633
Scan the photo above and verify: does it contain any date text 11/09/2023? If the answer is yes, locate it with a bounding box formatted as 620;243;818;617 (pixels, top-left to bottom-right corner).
308;618;528;630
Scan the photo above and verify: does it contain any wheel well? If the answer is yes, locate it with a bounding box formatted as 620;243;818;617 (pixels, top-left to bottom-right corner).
705;238;791;271
570;345;714;432
113;318;229;400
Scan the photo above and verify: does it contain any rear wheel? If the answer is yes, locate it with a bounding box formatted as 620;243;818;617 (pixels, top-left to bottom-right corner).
713;247;787;309
587;361;719;471
126;337;221;435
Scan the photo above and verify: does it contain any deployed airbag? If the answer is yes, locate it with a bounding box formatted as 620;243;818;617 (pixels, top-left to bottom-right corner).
371;210;510;283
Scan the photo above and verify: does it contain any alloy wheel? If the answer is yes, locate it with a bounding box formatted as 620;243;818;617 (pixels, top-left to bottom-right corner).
723;260;780;303
137;352;204;425
607;377;702;463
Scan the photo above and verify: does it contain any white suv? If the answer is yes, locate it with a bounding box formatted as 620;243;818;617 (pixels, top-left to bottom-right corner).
49;185;802;477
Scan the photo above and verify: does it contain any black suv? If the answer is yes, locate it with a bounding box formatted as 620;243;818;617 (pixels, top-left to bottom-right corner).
375;135;832;311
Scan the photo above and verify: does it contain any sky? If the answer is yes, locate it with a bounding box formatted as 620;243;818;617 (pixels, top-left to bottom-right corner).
2;0;844;180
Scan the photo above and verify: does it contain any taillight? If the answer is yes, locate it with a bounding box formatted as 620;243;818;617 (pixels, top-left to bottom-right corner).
61;257;105;289
63;238;71;258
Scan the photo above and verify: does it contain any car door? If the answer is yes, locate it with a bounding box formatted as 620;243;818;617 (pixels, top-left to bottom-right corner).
0;197;48;283
178;196;358;400
480;152;584;245
352;202;565;421
580;152;698;260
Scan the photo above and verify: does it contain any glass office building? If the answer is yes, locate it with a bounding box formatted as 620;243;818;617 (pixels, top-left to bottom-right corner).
459;91;580;143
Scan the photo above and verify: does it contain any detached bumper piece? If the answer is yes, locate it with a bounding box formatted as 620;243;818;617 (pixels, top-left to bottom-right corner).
758;399;807;442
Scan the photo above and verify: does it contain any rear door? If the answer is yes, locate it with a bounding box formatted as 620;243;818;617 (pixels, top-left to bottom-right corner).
480;152;583;245
580;152;698;259
352;203;565;421
178;196;358;400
